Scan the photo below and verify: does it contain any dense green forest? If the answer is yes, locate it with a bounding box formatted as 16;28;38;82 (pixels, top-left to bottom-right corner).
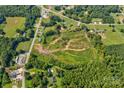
0;6;40;17
0;68;12;87
62;5;120;23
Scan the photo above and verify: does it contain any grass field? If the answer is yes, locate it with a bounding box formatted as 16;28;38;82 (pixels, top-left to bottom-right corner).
53;49;94;64
16;39;32;52
87;25;112;30
4;17;25;37
102;25;124;45
103;29;124;45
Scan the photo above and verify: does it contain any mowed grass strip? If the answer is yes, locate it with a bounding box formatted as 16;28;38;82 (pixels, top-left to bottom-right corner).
4;17;25;37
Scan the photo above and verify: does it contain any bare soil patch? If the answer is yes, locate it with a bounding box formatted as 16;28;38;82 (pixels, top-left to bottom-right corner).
34;44;50;55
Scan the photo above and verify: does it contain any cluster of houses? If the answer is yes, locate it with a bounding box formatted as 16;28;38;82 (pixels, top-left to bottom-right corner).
7;53;27;87
9;68;23;81
93;21;102;24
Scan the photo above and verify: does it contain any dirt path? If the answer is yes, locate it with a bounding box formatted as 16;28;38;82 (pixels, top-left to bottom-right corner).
51;47;86;53
50;37;62;45
50;39;86;53
64;48;86;51
48;36;62;49
65;39;72;49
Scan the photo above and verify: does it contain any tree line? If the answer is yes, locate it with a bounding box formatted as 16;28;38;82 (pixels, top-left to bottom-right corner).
63;5;120;24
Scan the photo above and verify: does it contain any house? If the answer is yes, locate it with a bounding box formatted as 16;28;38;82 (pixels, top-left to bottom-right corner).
84;11;88;15
10;70;20;79
15;54;26;65
93;21;103;24
42;10;49;18
9;68;23;80
93;22;97;24
99;22;102;24
48;68;52;75
92;18;103;24
23;32;26;37
77;22;81;26
38;38;42;42
50;76;56;84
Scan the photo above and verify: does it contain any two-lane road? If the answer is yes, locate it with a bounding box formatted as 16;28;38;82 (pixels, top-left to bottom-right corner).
22;9;43;88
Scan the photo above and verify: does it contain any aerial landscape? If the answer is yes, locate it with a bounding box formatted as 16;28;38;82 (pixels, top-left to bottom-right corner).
0;5;124;88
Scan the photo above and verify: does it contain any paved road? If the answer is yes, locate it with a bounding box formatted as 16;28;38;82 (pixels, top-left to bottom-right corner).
42;6;124;26
21;9;43;88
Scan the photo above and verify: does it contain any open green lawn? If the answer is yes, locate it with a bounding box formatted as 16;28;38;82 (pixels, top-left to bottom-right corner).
92;18;102;22
103;30;124;45
103;25;124;45
87;25;112;30
16;39;32;52
4;17;25;37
